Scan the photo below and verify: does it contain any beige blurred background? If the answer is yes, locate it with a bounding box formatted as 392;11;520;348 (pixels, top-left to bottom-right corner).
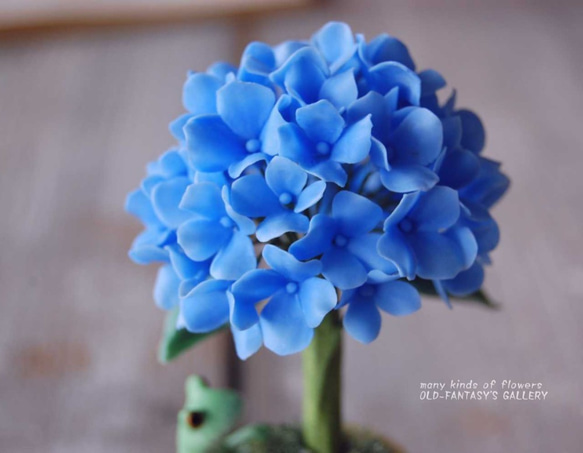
1;0;582;452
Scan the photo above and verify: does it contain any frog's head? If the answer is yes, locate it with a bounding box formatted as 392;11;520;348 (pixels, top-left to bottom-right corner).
177;375;242;453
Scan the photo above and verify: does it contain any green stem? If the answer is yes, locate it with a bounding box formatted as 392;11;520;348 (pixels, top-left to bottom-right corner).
302;310;342;453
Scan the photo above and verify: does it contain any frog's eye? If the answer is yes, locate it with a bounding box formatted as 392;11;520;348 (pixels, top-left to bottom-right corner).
187;411;206;429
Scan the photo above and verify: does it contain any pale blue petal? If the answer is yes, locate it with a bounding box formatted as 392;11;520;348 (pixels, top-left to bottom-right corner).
295;181;326;213
311;21;355;65
238;42;276;85
167;244;210;280
289;214;338;260
347;233;399;276
227;152;268;179
260;95;298;156
332;191;383;237
182;72;222;114
180;280;230;333
185;115;245;172
331;115;372;164
296;100;345;144
179;182;225;220
262;244;321;282
217;81;275;139
231;174;282;217
256;212;309;242
210;231;256;280
319;70;358;110
150;178;192;228
231;323;263;360
378;228;417;280
321;247;368;290
265;156;307;197
128;228;170;264
228;294;259;331
375;280;421;316
153;264;180;310
231;268;287;303
299;277;337;328
177;219;231;261
343;296;381;344
260;291;314;355
380;165;439;193
169;113;192;141
125;188;160;226
307;161;347;187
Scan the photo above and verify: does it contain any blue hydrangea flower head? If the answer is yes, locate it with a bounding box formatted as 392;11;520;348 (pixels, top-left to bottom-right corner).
126;21;509;358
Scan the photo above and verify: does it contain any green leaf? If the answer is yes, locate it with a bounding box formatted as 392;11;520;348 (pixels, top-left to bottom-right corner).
158;307;226;363
410;278;500;310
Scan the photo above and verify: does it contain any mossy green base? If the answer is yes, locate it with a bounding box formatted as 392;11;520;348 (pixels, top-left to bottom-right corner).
208;424;404;453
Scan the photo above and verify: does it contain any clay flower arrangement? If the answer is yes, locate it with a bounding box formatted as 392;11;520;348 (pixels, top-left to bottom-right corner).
126;22;509;453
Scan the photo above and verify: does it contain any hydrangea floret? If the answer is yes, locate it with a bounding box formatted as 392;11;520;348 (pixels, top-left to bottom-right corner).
126;21;509;361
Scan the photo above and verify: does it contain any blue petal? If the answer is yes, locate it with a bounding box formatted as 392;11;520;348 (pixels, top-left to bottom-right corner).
321;247;368;290
378;228;417;280
207;61;237;80
150;178;192;228
319;70;358;110
345;91;393;143
238;42;276;85
231;174;281;218
418;69;446;97
375;281;421;316
296;100;345;144
169;113;192;142
380;165;439;193
295;181;326;213
180;279;231;333
409;186;460;232
442;262;484;296
185;115;245;172
231;268;288;303
227;152;268;179
458;109;485;153
263;244;321;282
210;231;256;280
369;138;389;170
229;295;259;331
256;212;309;242
307;161;347;187
311;22;355;67
260;95;298;156
441;116;462;149
331;115;372;164
182;73;222;114
167;244;210;281
153;264;180;310
359;33;415;70
231;323;263;360
383;191;420;230
438;149;480;189
125;188;160;226
273;40;308;66
217;81;275;139
179;182;225;220
343;296;381;344
368;62;420;105
299;277;337;328
389;107;443;166
177;219;231;261
289;214;338;260
410;227;477;280
347;233;399;276
260;290;314;355
265;156;307;197
332;191;383;237
128;228;170;264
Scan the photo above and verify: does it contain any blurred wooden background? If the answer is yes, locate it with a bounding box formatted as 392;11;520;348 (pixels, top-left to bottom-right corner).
0;1;582;452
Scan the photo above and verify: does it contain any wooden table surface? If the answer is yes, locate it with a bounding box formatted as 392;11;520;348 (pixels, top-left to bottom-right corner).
0;1;582;452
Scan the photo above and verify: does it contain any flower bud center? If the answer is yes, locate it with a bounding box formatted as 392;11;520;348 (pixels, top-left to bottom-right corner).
316;141;330;155
399;218;414;233
334;234;348;247
279;192;293;206
245;138;261;153
220;216;234;229
285;282;298;294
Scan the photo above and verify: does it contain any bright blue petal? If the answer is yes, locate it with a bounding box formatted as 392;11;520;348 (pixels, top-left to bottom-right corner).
331;115;372;164
345;91;393;143
125;188;160;226
410;227;477;280
296;100;345;144
169;113;192;142
273;40;308;66
180;279;230;333
378;228;417;280
179;182;225;220
231;174;282;217
368;62;420;105
265;156;307;197
321;247;368;290
409;186;460;232
231;323;263;360
260;291;314;355
150;178;192;228
332;191;383;237
128;228;170;264
289;214;338;260
256;212;309;242
311;21;355;69
238;42;276;85
228;295;259;331
319;70;358;110
442;262;484;296
177;219;231;261
380;165;439;193
261;95;298;156
263;244;321;282
383;191;420;230
295;181;326;213
389;107;443;166
343;296;381;344
359;33;415;70
307;161;347;187
227;152;268;179
210;230;256;280
375;280;421;316
299;277;337;328
369;138;389;170
167;244;210;281
207;61;237;80
231;268;288;303
347;233;399;276
185;115;245;172
217;81;275;139
182;72;222;114
153;265;180;310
